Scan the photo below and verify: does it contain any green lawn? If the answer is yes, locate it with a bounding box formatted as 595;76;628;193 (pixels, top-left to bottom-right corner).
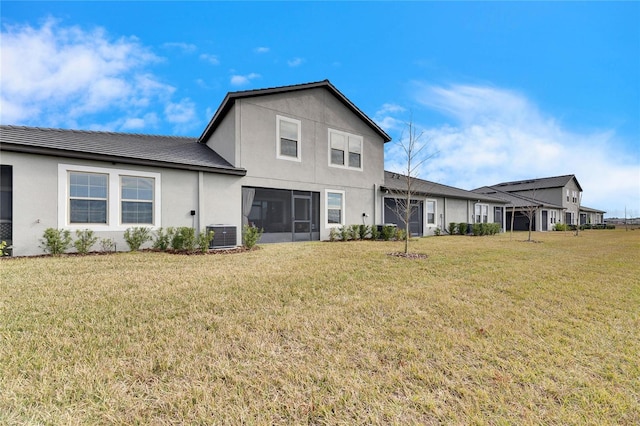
1;230;639;425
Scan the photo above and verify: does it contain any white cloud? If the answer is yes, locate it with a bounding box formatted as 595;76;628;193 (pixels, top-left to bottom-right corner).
287;57;304;67
254;47;270;54
199;53;220;65
0;18;175;130
162;42;197;53
230;73;261;86
383;83;639;217
165;98;196;126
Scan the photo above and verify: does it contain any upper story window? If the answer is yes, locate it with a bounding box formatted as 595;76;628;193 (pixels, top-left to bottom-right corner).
566;189;570;202
329;129;363;171
572;191;578;204
276;115;301;161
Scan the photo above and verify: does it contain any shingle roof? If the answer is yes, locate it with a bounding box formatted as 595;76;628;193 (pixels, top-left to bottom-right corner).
383;171;507;203
199;79;392;143
485;174;582;192
0;125;246;175
473;186;562;208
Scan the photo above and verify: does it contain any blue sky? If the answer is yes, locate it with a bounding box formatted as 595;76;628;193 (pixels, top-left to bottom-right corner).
2;1;638;217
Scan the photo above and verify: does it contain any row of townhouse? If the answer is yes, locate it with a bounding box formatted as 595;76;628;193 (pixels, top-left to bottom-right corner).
0;80;605;256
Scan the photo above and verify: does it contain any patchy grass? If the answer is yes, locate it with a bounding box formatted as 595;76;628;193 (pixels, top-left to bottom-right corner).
1;230;638;424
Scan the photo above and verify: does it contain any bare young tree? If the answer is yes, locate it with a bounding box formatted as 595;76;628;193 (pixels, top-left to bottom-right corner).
388;119;434;255
521;201;541;242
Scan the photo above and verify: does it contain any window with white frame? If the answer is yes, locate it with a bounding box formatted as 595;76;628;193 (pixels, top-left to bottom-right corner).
475;203;489;223
121;176;154;224
326;190;345;226
69;172;108;224
572;191;578;204
59;164;160;230
566;189;570;202
426;200;436;225
329;129;363;170
550;210;557;224
276;116;301;161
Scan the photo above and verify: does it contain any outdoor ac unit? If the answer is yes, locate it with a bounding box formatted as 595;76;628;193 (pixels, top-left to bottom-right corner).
206;225;237;249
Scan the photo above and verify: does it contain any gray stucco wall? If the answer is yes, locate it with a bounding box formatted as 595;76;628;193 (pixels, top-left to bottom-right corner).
2;151;244;256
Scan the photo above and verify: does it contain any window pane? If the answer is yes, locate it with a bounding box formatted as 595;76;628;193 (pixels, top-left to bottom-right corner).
330;132;345;150
328;209;341;224
348;152;361;168
70;199;107;223
280;120;298;141
348;136;361;154
280;138;298;157
70;172;107;198
331;148;344;165
427;213;435;224
328;193;342;209
122;201;153;224
121;177;154;201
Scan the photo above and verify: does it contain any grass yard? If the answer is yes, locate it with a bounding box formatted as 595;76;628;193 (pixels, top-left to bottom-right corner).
1;230;639;425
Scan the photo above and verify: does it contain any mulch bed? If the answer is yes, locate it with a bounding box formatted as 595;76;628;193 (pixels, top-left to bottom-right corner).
387;252;428;259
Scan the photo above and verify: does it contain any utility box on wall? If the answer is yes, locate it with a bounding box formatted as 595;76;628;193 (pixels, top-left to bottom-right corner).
206;225;237;248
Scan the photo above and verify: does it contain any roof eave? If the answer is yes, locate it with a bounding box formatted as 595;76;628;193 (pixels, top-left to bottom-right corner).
1;143;247;176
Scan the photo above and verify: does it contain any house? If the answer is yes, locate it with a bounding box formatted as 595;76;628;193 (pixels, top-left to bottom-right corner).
473;175;605;231
0;80;392;256
381;171;508;235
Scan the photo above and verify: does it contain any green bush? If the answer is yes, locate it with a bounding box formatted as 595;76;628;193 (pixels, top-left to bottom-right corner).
358;224;370;240
448;222;457;235
472;223;483;236
99;238;115;253
329;228;339;242
243;225;263;249
396;228;407;241
153;227;174;250
74;229;98;255
123;227;152;251
458;222;468;235
197;229;215;253
349;224;360;240
339;226;350;241
171;227;196;251
434;227;442;236
0;240;9;256
553;223;568;231
370;225;380;240
381;225;396;241
40;228;72;256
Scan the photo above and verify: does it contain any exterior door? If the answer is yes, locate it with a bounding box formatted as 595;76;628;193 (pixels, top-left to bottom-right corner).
293;195;312;241
0;165;12;250
541;210;548;231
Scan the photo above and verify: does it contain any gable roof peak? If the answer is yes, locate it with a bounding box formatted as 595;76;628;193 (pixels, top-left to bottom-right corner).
198;79;391;143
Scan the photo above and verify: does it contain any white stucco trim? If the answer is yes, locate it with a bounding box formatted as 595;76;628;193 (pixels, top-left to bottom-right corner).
58;163;161;231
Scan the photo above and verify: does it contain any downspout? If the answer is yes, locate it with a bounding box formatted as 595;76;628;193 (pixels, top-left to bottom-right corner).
198;171;205;232
373;184;377;226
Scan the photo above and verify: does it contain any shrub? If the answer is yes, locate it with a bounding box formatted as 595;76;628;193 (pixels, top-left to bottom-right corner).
0;240;9;256
553;223;568;231
74;229;98;255
381;225;396;241
99;238;115;253
487;223;500;235
171;227;196;251
197;229;215;253
123;227;152;251
448;222;457;235
358;224;370;240
349;224;360;240
370;225;380;240
40;228;72;256
434;227;442;236
339;226;350;241
396;228;407;241
153;227;174;251
458;222;468;235
329;228;339;242
243;225;263;249
472;223;483;236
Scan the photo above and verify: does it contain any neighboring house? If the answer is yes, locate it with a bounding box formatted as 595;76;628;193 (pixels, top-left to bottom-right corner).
0;80;391;256
473;175;605;231
381;171;508;235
